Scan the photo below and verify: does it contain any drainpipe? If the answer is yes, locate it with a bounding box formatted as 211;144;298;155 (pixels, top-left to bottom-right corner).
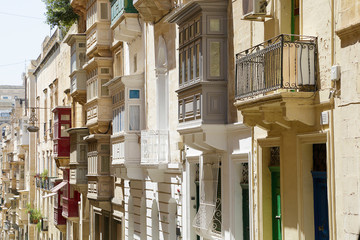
330;0;337;238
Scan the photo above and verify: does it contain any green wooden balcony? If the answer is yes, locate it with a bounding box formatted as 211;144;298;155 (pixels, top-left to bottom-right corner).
111;0;137;25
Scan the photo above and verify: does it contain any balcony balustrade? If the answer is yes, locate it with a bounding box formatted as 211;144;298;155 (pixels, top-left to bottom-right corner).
141;130;169;165
54;206;66;226
62;197;79;219
112;133;141;166
235;34;317;99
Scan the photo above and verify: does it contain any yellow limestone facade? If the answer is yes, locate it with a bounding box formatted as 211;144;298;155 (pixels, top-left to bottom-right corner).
233;0;360;239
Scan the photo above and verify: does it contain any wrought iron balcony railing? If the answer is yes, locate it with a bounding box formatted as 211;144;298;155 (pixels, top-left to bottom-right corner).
235;34;317;99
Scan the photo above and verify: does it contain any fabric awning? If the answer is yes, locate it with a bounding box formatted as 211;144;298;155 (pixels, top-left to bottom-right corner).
50;181;67;193
42;193;57;199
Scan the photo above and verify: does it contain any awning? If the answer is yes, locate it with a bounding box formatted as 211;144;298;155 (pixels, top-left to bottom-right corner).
50;181;67;193
42;193;57;199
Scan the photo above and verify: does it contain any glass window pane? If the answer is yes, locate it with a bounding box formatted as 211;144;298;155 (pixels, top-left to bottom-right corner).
210;41;221;77
196;44;200;78
185;50;188;82
120;106;125;131
60;124;70;137
196;20;200;34
179;52;183;85
129;105;140;131
129;90;140;99
190;47;194;80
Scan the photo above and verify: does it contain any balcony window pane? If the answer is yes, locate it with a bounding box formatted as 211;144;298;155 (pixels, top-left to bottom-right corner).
210;41;221;77
60;124;70;137
190;47;194;80
179;52;183;85
196;44;200;78
71;52;76;73
129;105;140;131
179;31;183;45
120;106;125;131
185;50;188;82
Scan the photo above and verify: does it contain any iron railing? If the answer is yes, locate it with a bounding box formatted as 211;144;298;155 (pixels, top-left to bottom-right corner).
235;34;317;99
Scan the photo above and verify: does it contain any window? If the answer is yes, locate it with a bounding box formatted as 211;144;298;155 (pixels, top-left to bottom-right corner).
179;16;202;87
129;90;140;99
129;105;140;131
60;124;70;137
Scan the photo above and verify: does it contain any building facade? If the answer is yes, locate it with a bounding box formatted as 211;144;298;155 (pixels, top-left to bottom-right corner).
1;0;360;240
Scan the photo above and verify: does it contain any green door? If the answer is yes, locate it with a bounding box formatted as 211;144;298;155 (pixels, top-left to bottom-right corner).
241;184;250;240
270;166;281;240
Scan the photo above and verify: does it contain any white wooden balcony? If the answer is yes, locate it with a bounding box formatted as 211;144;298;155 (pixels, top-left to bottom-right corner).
141;130;169;165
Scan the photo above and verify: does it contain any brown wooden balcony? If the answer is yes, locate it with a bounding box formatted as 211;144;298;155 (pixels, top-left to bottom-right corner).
235;34;317;99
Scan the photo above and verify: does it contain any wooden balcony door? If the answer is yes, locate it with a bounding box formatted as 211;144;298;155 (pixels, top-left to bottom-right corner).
270;166;281;240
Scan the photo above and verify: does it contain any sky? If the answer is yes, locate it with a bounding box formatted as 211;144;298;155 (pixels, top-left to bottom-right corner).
0;1;52;86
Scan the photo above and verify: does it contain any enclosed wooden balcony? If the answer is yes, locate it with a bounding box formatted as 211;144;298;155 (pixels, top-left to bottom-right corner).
64;33;87;105
69;128;89;190
87;177;113;201
133;0;174;22
84;57;113;134
234;34;318;129
53;107;71;168
111;0;141;42
111;0;137;24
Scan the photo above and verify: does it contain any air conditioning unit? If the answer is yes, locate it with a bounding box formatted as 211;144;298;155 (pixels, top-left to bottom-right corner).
242;0;267;20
